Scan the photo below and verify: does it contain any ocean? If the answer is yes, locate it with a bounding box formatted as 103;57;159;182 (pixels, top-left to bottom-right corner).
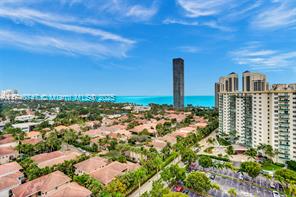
115;96;214;107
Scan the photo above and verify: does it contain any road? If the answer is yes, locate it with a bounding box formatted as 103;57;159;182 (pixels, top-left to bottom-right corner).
129;129;217;197
129;156;181;197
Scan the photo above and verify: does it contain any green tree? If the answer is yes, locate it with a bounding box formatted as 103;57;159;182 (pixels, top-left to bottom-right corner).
161;164;186;184
134;168;147;195
274;168;296;184
106;179;127;195
288;184;296;196
163;192;188;197
226;145;235;155
264;145;275;158
240;161;261;178
287;160;296;171
185;172;212;194
73;174;104;196
245;148;257;159
145;180;170;197
181;149;197;164
211;183;220;190
63;130;78;144
228;188;237;197
198;155;213;168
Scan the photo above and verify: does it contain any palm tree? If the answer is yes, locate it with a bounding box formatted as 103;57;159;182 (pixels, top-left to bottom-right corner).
246;148;257;159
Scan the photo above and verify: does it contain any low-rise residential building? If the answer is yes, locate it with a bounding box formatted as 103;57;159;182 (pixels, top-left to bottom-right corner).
0;147;18;164
11;171;91;197
125;151;147;163
21;138;42;145
74;157;108;175
0;134;18;148
12;122;38;132
0;162;24;197
89;161;140;185
25;131;42;140
15;115;35;122
47;182;92;197
31;151;81;168
149;139;167;151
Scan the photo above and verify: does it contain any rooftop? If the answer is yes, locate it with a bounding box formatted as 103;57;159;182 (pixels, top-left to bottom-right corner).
0;162;22;177
47;182;92;197
31;151;81;168
74;157;108;174
25;131;41;139
0;146;17;156
90;161;139;185
0;134;15;145
11;171;71;197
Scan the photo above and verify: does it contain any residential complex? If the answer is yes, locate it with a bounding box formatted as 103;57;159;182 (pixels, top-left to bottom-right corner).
173;58;184;110
217;71;296;163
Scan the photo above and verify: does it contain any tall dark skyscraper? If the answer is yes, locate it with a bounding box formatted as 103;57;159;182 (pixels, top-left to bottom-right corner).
214;82;220;109
173;58;184;110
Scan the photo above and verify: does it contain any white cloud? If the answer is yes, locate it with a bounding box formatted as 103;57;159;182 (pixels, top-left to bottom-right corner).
163;18;233;31
177;46;200;53
0;29;131;58
66;0;159;22
126;5;158;21
0;2;135;58
163;18;199;26
176;0;236;18
252;1;296;29
230;44;296;71
0;7;134;44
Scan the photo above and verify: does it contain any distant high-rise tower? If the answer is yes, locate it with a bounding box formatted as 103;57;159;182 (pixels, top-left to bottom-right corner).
173;58;184;110
214;82;220;108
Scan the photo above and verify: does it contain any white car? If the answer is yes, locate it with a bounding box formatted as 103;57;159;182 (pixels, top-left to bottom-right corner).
273;191;280;197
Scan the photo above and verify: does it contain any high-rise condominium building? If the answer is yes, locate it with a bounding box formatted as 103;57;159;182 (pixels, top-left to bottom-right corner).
173;58;184;110
217;71;296;163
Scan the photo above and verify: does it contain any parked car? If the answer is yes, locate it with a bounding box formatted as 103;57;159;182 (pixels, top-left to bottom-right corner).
182;189;190;194
272;191;280;197
209;174;216;180
173;185;184;192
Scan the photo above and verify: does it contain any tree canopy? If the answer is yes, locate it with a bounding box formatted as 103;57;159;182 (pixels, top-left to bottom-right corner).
240;161;261;178
185;172;212;194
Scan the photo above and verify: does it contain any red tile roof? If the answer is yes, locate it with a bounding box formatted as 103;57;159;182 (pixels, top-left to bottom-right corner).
0;171;23;191
90;161;139;185
11;171;71;197
0;162;22;177
0;134;15;145
0;147;17;156
31;151;81;168
22;138;42;145
90;166;122;185
47;182;92;197
26;131;41;139
74;157;108;174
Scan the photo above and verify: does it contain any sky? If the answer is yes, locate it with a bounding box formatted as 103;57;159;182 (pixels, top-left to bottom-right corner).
0;0;296;96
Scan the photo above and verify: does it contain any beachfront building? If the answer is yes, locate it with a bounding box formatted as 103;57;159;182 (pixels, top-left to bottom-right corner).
173;58;184;110
217;71;296;163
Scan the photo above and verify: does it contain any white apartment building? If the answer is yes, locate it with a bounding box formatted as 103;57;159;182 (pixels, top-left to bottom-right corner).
0;90;20;100
217;71;296;163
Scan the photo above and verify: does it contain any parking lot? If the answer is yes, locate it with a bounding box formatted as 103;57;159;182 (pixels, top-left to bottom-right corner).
188;163;284;197
212;175;274;197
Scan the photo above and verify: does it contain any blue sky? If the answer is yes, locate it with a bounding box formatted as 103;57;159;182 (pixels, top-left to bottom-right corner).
0;0;296;96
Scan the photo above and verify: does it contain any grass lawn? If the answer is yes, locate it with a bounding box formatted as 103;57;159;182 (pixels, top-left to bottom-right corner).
262;162;283;171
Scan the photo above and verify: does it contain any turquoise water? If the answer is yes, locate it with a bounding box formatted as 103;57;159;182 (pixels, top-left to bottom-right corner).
115;96;214;107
